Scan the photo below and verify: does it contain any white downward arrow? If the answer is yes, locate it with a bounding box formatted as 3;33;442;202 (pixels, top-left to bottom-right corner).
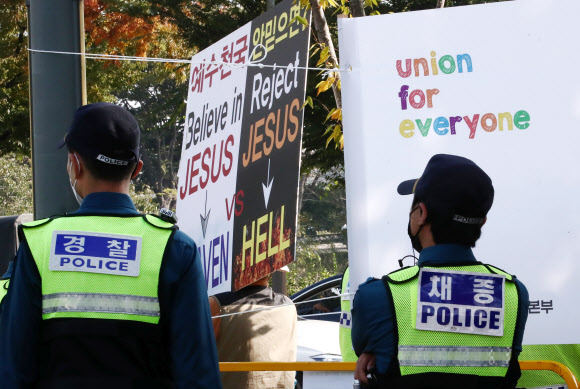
262;159;274;208
200;191;211;238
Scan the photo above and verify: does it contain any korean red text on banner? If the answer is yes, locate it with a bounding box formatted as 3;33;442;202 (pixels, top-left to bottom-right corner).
190;36;248;94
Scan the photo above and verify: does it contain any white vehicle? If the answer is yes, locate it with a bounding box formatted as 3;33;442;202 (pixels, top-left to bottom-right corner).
291;275;354;388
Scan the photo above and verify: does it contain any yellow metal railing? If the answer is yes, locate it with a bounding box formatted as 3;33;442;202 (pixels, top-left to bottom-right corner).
220;361;356;372
520;360;578;389
220;360;578;389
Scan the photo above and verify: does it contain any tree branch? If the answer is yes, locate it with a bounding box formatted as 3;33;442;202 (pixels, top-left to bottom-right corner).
349;0;366;17
308;0;342;109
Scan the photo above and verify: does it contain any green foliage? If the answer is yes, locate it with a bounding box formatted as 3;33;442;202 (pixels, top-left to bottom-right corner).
378;0;506;13
300;169;346;233
84;1;193;209
0;154;33;215
129;184;160;214
301;49;346;181
287;242;347;295
115;64;187;209
0;1;30;154
147;0;265;49
287;168;347;295
0;152;160;216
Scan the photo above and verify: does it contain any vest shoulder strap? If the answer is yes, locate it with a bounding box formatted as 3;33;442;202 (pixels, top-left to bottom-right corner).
143;214;177;230
19;217;53;242
21;217;52;228
481;264;514;281
386;266;420;284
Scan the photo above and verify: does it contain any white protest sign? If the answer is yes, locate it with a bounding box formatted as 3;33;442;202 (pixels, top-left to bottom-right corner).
177;23;250;295
338;0;580;344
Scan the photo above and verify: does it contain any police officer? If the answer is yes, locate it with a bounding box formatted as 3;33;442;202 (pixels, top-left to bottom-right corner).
0;103;222;389
352;154;529;389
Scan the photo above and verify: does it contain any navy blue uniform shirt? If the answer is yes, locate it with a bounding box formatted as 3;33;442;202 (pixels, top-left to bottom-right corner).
351;244;529;375
0;192;222;389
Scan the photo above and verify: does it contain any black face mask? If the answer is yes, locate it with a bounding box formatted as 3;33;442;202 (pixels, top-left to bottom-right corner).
407;205;424;253
407;221;423;253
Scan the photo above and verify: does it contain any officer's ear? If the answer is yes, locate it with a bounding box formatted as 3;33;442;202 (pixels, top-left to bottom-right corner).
131;160;143;179
69;153;83;179
417;203;428;225
481;216;487;227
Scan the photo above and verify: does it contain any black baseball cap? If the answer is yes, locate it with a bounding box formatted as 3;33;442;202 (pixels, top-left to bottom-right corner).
397;154;494;224
58;102;140;166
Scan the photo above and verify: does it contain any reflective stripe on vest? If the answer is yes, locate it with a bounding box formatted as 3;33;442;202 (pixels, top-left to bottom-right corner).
386;264;519;378
42;292;160;317
22;214;174;325
398;345;512;367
